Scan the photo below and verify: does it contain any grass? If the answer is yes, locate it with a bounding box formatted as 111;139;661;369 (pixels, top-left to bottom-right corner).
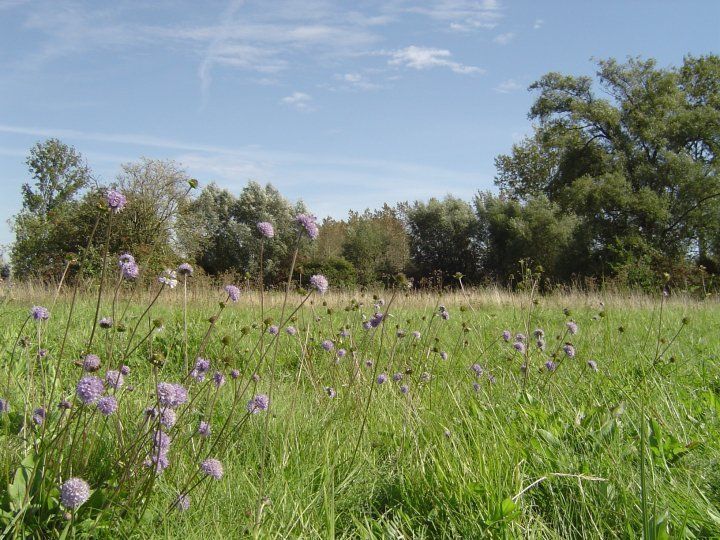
1;286;719;539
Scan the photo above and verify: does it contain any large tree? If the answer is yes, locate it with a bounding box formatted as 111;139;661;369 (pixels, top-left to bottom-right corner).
495;55;720;280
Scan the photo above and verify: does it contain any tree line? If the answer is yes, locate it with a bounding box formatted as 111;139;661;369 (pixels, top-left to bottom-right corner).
7;55;720;291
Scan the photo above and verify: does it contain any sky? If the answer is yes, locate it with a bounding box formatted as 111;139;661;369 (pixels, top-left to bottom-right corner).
0;0;718;248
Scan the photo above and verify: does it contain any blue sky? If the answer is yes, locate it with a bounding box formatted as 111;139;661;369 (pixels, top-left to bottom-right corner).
0;0;718;247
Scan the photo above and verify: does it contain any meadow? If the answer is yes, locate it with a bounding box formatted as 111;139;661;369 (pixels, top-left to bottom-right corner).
1;278;719;538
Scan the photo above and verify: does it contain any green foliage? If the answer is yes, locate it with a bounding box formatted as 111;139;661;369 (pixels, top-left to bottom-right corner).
303;256;357;288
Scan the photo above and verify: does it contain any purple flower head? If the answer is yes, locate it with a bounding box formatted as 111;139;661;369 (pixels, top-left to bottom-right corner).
200;458;224;480
97;396;118;416
99;317;113;329
544;360;557;372
392;372;403;382
536;339;546;351
400;384;409;394
364;359;374;368
224;284;241;302
309;274;329;294
520;363;528;374
513;341;525;354
191;358;210;381
147;406;177;428
563;344;576;358
247;394;269;414
515;333;526;342
174;494;190;512
363;321;372;330
31;306;50;321
106;189;126;213
470;363;484;377
268;325;279;335
337;349;347;358
251;373;260;382
324;386;336;398
120;365;130;376
152;429;171;453
487;373;496;384
82;354;101;372
212;371;226;388
230;369;240;379
58;399;71;410
32;407;46;425
502;330;511;342
76;376;105;405
144;453;170;474
60;478;90;509
369;312;384;328
286;326;297;336
118;253;135;267
105;370;124;389
473;382;481;393
156;382;188;409
158;269;178;288
587;359;598;372
321;339;334;352
440;310;450;321
38;349;48;358
121;261;139;280
295;213;319;240
0;398;8;413
177;262;194;277
377;373;387;385
340;329;350;338
412;331;421;340
566;321;578;335
420;371;431;382
533;328;545;338
440;351;448;361
198;420;211;438
256;221;275;238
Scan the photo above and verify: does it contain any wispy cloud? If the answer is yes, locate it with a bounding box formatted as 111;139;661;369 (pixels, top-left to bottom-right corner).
403;0;503;31
388;46;483;75
494;79;522;93
280;92;314;111
533;18;544;29
493;32;514;45
332;72;381;91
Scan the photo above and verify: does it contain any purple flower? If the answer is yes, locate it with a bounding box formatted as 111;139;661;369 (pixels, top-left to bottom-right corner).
156;382;188;409
251;373;260;382
177;263;194;277
513;342;525;354
0;398;8;413
440;310;450;321
309;274;329;294
191;358;210;382
60;478;90;509
515;333;526;342
230;369;240;379
212;371;225;388
174;494;190;512
105;370;124;389
392;372;403;382
473;382;481;393
76;376;104;405
324;386;336;398
340;329;350;338
566;321;578;335
544;360;557;372
536;339;546;351
120;365;130;376
400;384;409;394
58;399;71;410
533;328;545;338
412;331;421;339
420;371;431;382
121;261;139;280
286;326;297;336
200;458;224;480
502;330;511;342
587;360;598;372
369;313;384;328
363;321;372;330
377;373;387;385
321;340;334;352
247;394;269;414
295;213;319;240
31;306;50;321
106;189;126;213
144;453;170;474
440;351;448;361
337;349;347;358
470;363;483;377
563;344;576;358
152;429;171;453
82;354;101;372
487;373;496;384
99;317;113;329
224;284;241;302
198;420;211;438
268;325;279;335
97;396;118;416
158;269;178;288
147;406;177;428
257;221;275;238
118;253;135;266
364;359;374;368
32;407;46;425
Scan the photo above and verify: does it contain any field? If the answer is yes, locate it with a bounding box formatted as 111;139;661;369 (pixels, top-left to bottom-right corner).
1;285;719;539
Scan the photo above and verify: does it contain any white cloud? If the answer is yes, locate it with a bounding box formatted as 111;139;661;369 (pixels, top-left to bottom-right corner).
404;0;503;31
493;32;514;45
533;18;544;29
494;79;522;93
332;72;381;91
280;92;313;111
389;46;483;75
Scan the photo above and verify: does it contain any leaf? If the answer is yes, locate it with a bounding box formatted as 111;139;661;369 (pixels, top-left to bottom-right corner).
538;429;562;447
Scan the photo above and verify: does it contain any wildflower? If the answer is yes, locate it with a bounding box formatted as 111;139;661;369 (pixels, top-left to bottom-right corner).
309;274;329;294
32;407;46;425
251;373;260;382
440;351;448;361
82;354;101;372
200;458;224;480
118;253;134;266
440;310;450;321
324;387;336;398
295;214;319;240
60;478;90;509
502;330;511;342
513;342;525;354
212;371;225;388
566;321;578;335
58;399;71;410
147;406;177;429
286;326;297;336
533;328;545;339
106;189;126;213
472;382;481;393
392;372;403;382
339;329;350;338
97;396;118;416
470;363;483;377
38;349;48;358
321;340;334;352
544;360;557;372
396;329;406;337
105;370;124;389
520;363;527;374
198;421;211;438
191;358;210;382
121;261;139;280
224;285;241;302
0;398;8;413
256;221;275;238
364;359;374;368
515;333;526;342
156;382;188;409
487;373;496;384
377;373;387;385
420;371;431;382
369;313;384;328
230;369;240;379
145;453;170;473
76;376;104;405
362;321;372;330
158;269;178;289
152;430;171;454
120;365;130;376
412;331;421;339
247;394;269;414
444;429;451;438
99;317;113;329
177;263;194;277
563;344;576;358
174;494;191;512
267;325;279;336
536;339;546;351
31;306;50;321
587;359;598;372
337;349;347;358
